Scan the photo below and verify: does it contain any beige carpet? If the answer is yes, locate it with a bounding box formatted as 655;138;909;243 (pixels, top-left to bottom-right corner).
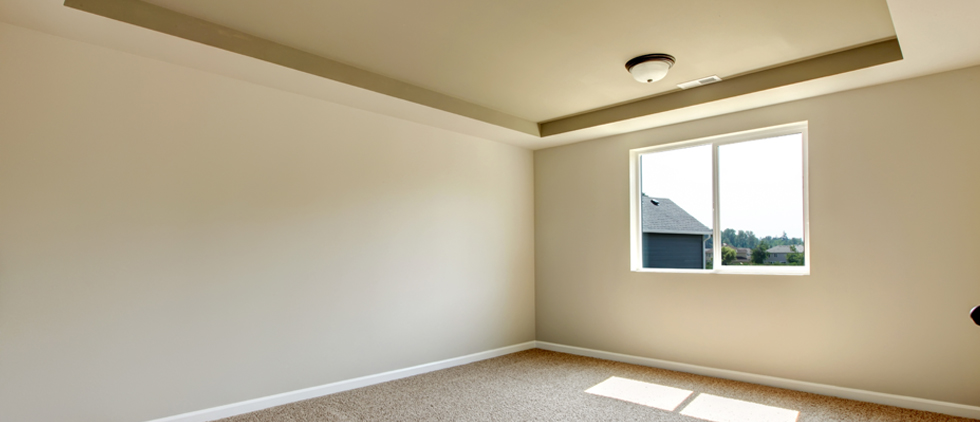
217;349;976;422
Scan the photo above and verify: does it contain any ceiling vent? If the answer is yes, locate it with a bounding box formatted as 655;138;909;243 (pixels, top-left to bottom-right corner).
677;75;722;90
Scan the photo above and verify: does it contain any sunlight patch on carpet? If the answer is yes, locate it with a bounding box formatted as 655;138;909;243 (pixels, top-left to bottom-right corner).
679;393;799;422
585;376;694;411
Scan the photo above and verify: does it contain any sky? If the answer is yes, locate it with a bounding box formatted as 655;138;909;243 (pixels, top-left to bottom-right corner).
640;133;804;239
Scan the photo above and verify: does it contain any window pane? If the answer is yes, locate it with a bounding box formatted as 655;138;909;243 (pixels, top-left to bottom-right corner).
639;145;713;269
718;134;804;266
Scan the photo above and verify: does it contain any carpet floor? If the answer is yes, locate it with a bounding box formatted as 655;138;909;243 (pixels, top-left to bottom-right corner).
217;349;976;422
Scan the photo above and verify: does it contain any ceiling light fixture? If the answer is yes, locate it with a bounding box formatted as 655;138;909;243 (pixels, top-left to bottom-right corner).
626;54;676;83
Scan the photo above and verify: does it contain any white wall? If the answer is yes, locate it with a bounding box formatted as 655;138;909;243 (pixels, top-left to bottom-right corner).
0;22;535;422
535;65;980;407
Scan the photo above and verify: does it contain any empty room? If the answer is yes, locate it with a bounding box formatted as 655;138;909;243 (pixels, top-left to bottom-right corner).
1;0;978;421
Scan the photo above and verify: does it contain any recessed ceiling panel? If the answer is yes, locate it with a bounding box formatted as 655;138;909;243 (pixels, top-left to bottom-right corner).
139;0;895;122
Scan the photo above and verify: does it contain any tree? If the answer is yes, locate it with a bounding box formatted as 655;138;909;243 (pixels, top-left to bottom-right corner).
722;246;737;265
746;231;759;249
715;227;801;251
735;230;748;248
787;245;804;265
751;241;769;264
721;229;736;247
759;234;803;248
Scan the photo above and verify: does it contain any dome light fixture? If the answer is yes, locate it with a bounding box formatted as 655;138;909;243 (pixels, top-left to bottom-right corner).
626;53;676;83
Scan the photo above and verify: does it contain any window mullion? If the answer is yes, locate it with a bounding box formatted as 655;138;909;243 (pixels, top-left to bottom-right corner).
712;143;721;270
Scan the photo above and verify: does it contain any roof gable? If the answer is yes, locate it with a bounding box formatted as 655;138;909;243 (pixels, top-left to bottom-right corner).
640;195;711;235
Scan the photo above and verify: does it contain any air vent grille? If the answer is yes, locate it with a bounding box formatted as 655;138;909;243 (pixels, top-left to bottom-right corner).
677;75;722;90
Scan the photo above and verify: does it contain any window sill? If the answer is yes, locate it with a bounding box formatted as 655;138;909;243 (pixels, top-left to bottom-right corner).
632;267;809;276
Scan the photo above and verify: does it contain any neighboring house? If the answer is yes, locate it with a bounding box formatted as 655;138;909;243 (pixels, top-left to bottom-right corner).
705;245;751;264
735;247;751;263
765;244;804;264
641;195;712;269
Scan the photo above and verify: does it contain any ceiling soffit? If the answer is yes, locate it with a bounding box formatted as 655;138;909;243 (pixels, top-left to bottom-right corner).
63;0;901;138
541;39;901;136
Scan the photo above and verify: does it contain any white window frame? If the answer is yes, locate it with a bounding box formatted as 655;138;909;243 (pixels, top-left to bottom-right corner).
629;121;810;275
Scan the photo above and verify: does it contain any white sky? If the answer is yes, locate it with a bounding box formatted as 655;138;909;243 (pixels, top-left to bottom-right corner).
640;134;804;239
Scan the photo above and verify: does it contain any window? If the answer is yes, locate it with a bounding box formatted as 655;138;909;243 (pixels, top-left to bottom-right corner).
630;122;809;275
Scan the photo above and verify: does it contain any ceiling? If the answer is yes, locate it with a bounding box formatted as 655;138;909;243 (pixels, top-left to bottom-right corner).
137;0;895;123
1;0;980;149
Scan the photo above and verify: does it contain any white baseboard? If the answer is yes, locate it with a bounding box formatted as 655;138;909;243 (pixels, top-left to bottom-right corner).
145;340;979;421
536;341;980;420
145;341;537;422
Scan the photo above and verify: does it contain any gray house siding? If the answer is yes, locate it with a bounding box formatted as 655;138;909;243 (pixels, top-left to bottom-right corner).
765;245;804;264
642;233;706;269
640;195;711;269
767;253;790;264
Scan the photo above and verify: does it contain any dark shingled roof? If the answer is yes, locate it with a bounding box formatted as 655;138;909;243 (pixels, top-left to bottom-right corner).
641;195;712;235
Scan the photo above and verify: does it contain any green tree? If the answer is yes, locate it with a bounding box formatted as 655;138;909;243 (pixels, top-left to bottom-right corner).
716;228;801;250
735;230;748;248
722;246;737;265
721;229;736;247
751;241;769;264
759;235;802;247
786;245;804;265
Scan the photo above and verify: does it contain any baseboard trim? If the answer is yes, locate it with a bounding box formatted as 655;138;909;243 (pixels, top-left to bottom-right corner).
535;341;980;420
145;341;537;422
144;340;980;421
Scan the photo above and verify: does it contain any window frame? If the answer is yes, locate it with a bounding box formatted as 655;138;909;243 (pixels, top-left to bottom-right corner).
629;121;810;275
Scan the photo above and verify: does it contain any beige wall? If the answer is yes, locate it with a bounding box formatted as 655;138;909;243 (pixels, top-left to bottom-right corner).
3;11;980;421
0;23;535;422
535;65;980;406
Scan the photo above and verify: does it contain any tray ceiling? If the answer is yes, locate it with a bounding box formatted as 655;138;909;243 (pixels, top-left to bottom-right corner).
65;0;899;138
